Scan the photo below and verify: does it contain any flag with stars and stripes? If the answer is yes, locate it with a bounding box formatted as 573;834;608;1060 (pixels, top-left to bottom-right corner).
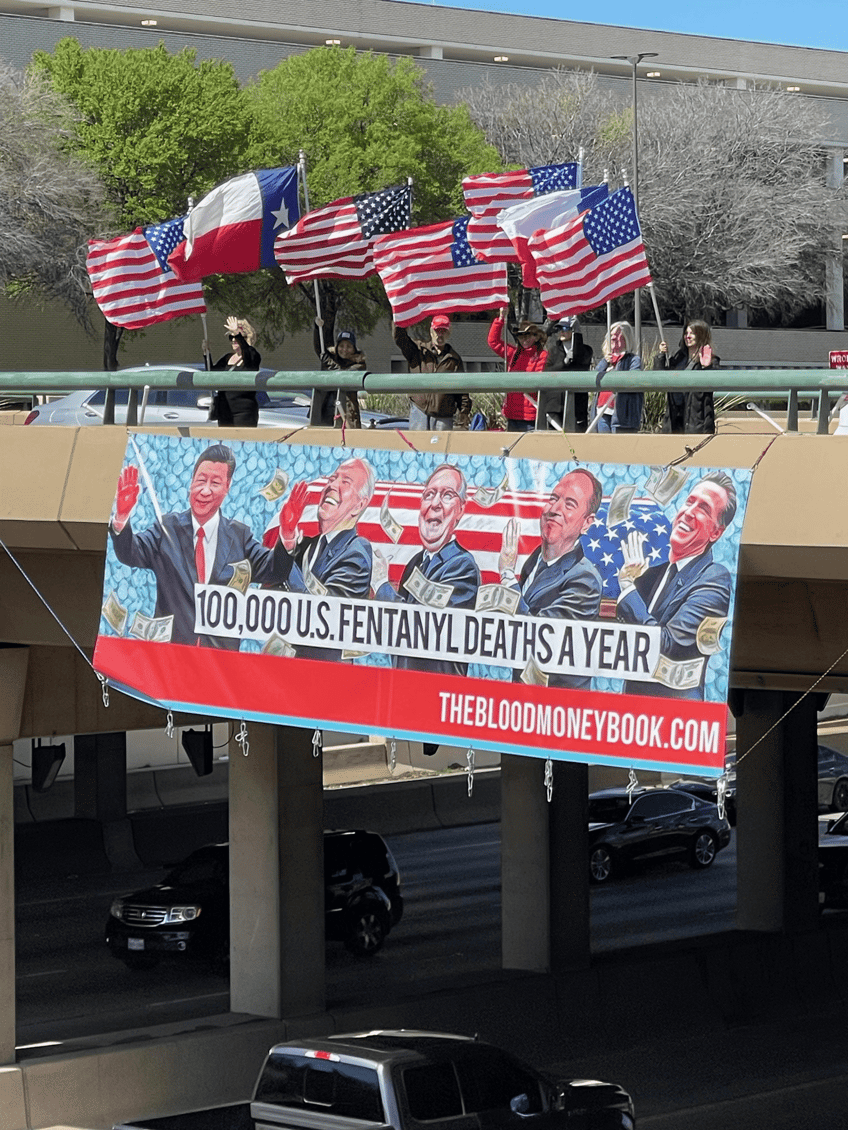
86;218;206;330
529;186;653;317
274;184;411;283
372;216;509;327
463;162;581;262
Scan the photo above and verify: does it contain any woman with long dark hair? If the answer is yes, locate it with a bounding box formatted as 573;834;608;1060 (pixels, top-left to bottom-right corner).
653;320;720;434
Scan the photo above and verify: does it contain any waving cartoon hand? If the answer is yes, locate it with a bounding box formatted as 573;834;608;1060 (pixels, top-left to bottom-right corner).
618;530;649;586
371;547;390;592
113;465;140;532
279;481;309;550
498;517;520;576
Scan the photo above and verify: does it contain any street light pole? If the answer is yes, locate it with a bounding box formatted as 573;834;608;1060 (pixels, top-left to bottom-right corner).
612;51;657;354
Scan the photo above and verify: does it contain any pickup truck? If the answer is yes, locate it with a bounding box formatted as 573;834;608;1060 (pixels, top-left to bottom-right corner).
115;1029;635;1130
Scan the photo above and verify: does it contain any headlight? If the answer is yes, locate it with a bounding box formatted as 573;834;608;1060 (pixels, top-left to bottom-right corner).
165;906;201;923
110;900;125;920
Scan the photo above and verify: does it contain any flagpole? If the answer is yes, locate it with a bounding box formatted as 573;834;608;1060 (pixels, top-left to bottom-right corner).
647;283;665;344
604;170;612;340
299;150;339;427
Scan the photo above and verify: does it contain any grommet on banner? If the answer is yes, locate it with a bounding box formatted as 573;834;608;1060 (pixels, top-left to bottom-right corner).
235;721;249;757
544;758;554;803
165;711;174;739
717;774;728;822
312;729;323;758
389;738;397;772
97;673;110;708
627;767;639;804
466;747;475;797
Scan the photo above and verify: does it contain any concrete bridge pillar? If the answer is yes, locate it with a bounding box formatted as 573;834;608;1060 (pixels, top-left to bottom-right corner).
74;731;140;869
228;723;325;1019
501;754;590;972
734;689;821;933
0;647;30;1065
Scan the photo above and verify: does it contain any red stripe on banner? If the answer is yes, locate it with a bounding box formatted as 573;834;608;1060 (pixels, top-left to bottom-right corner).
94;636;728;776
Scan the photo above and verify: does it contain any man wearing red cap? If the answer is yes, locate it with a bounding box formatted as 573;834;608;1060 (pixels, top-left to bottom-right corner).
393;314;469;431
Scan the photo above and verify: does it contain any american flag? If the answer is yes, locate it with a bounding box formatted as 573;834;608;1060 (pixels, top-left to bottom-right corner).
529;186;653;317
463;162;580;262
274;184;411;283
86;218;206;330
372;217;508;327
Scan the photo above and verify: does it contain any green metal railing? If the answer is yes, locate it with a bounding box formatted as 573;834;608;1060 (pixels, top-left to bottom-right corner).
2;368;847;432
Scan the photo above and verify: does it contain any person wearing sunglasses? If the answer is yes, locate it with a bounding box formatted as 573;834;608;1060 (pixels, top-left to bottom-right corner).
203;315;262;427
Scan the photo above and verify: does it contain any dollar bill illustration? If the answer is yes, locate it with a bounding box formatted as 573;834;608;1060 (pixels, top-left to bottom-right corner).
696;615;728;655
404;566;454;608
474;471;509;509
303;558;329;597
227;559;252;593
341;648;370;660
607;483;637;527
259;468;290;502
379;494;403;543
475;583;520;616
520;655;549;687
652;653;705;691
644;465;688;507
261;633;297;658
129;611;174;644
101;591;128;635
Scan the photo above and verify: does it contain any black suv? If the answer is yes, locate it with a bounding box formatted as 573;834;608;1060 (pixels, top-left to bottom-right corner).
105;830;402;968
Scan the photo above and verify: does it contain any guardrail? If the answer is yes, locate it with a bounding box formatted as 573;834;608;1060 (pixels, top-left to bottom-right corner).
3;368;847;432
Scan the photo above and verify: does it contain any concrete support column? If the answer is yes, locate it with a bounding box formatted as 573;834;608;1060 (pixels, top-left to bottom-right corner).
74;732;139;869
229;724;325;1019
735;689;820;932
502;754;589;971
0;648;30;1066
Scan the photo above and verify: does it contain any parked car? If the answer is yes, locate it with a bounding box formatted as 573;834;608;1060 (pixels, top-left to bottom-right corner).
105;830;403;968
819;810;848;909
588;787;732;884
667;755;737;826
817;744;848;812
22;365;407;429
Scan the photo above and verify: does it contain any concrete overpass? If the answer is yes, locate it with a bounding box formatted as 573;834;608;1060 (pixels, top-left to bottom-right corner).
1;418;847;1128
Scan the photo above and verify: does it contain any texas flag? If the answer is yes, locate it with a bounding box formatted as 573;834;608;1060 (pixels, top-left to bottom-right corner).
496;184;609;287
168;167;299;281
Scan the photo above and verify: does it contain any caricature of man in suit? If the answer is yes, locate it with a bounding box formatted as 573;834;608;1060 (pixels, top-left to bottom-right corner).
616;470;736;699
110;443;285;649
499;468;603;689
373;464;480;677
271;457;375;660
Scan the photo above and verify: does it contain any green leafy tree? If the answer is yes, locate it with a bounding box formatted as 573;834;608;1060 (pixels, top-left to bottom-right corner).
32;39;253;367
239;46;503;342
0;61;106;330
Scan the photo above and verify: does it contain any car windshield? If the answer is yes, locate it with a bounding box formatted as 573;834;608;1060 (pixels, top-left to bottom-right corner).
588;796;631;823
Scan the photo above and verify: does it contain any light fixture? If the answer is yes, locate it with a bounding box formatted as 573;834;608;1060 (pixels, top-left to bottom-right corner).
31;739;66;793
325;38;341;45
646;71;661;78
494;55;509;62
786;85;800;92
842;234;848;240
181;727;213;777
141;18;157;25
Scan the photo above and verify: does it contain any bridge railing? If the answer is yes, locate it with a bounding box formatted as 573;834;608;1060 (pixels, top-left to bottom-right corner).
1;368;846;432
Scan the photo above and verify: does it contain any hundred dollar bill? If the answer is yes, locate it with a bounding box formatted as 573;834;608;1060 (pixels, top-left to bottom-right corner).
696;615;728;655
258;468;290;502
129;611;174;644
404;565;453;608
227;559;252;593
379;494;403;543
341;648;370;660
520;655;549;687
475;583;520;616
101;591;128;635
474;471;509;509
303;557;329;597
652;653;704;692
606;483;636;527
261;633;297;658
645;465;688;507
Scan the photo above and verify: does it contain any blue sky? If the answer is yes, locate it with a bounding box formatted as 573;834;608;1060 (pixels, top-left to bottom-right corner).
406;0;848;53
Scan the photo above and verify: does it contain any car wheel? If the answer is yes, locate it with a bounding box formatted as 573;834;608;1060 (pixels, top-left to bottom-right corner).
689;830;718;869
833;779;848;811
589;844;614;884
344;906;389;956
121;953;158;971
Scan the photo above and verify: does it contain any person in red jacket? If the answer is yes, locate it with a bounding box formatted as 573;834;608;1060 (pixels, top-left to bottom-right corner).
488;308;547;432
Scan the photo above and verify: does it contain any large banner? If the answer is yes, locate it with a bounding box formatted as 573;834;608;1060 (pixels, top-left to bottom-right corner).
94;435;752;777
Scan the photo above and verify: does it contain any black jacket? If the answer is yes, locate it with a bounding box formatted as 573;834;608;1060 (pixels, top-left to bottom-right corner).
653;346;720;435
209;335;261;427
542;331;594;372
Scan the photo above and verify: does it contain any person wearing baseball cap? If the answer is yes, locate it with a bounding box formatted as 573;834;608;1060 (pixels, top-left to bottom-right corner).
311;318;367;428
538;315;594;431
393;314;470;431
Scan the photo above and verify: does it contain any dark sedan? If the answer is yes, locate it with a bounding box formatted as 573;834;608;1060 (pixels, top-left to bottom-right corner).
817;744;848;812
588;787;732;883
819;810;848;909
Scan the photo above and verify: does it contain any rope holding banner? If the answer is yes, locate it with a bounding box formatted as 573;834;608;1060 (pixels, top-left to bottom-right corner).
312;728;323;758
97;673;110;708
389;738;397;772
467;747;475;797
236;721;249;757
165;711;174;739
627;767;639;804
544;758;554;803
